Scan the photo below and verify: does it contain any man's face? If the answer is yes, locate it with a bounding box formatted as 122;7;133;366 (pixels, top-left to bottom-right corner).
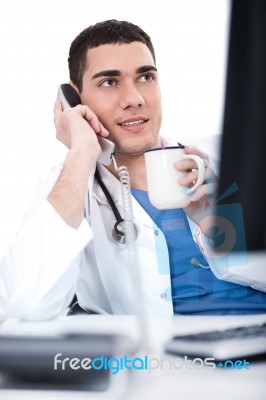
79;41;162;157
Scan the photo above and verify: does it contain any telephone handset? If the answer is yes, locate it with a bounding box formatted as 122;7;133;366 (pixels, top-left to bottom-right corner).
57;83;115;166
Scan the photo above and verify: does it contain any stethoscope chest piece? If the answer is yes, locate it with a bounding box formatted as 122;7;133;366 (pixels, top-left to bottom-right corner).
112;220;138;244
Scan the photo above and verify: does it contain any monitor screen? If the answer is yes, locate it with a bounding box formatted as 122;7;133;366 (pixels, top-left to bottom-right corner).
217;0;266;251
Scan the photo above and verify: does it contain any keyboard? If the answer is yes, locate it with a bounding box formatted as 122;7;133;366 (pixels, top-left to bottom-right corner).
165;323;266;360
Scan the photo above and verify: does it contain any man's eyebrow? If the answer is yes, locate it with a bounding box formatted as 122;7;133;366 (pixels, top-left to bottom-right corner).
92;70;121;80
136;65;157;74
91;65;157;80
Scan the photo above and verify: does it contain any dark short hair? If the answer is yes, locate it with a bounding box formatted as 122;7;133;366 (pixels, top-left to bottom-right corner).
68;19;156;91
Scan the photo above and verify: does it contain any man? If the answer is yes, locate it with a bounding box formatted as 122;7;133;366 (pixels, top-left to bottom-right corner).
0;20;265;320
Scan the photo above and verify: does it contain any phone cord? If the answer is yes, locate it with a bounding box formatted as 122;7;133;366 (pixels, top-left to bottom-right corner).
112;156;150;351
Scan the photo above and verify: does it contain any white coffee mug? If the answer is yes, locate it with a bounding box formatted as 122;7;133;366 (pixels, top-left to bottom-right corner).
144;146;205;209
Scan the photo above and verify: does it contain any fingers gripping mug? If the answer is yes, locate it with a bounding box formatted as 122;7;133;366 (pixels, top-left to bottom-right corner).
144;145;205;209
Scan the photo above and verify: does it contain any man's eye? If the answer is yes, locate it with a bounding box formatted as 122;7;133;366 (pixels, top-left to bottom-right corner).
99;79;117;87
138;73;155;82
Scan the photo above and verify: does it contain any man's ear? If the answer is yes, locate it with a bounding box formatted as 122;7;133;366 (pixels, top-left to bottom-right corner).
68;80;80;95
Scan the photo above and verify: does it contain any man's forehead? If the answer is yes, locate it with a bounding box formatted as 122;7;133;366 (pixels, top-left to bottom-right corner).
85;42;155;75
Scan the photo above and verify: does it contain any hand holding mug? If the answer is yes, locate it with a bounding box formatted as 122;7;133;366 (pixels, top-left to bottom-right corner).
174;145;218;227
144;145;205;209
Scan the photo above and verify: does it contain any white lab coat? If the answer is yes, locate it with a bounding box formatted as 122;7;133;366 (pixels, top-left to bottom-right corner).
0;136;265;320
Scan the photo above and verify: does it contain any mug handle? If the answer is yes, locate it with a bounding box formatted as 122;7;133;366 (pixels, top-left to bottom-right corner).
181;155;205;192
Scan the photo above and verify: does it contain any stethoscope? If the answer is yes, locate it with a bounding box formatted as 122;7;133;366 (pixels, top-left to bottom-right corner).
94;167;209;269
94;167;138;244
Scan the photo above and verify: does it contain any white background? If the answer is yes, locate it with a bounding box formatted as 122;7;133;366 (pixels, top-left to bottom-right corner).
0;0;229;254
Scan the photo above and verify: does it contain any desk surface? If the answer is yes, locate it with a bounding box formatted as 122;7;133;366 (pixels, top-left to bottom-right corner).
0;314;266;400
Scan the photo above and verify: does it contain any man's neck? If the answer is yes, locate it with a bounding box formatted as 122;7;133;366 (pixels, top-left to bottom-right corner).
107;152;148;190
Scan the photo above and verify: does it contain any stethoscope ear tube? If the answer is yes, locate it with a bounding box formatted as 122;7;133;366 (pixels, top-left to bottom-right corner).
95;168;124;223
95;168;137;244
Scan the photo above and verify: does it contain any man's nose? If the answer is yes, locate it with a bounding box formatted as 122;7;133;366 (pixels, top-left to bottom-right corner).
119;82;145;109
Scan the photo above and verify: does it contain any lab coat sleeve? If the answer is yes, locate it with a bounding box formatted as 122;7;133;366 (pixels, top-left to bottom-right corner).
0;166;93;321
188;218;266;293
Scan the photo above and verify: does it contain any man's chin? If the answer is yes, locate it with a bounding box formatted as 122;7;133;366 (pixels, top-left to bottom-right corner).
115;147;146;158
113;136;161;158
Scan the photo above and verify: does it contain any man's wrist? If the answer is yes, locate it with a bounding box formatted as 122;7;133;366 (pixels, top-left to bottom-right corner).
68;144;99;166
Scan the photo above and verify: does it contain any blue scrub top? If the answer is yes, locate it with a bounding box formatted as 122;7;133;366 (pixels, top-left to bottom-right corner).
132;188;266;315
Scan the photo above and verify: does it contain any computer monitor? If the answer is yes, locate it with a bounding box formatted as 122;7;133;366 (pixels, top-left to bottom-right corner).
217;0;266;251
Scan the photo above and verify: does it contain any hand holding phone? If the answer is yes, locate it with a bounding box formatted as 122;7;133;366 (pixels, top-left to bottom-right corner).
56;84;115;165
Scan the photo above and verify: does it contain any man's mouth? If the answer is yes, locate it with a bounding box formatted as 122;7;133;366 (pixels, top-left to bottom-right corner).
117;116;149;130
121;119;146;127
